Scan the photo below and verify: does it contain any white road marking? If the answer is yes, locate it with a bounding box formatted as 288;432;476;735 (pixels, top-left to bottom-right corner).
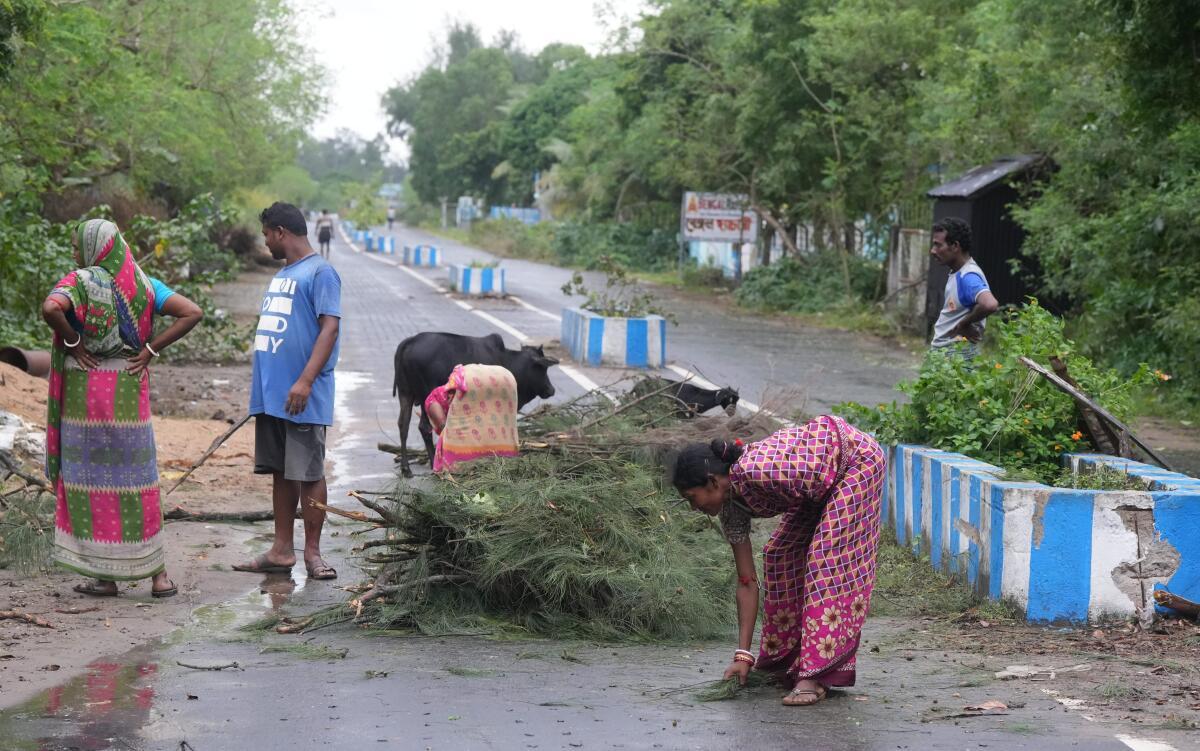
471;309;530;343
509;294;563;321
396;263;442;290
1115;735;1178;751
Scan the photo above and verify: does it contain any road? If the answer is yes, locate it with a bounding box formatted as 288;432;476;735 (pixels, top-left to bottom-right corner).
0;225;1180;751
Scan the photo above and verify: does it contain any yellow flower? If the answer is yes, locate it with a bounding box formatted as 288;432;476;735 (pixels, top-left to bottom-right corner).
1054;444;1063;452
1071;431;1083;441
994;363;1003;370
1023;418;1031;425
978;399;989;407
153;240;166;258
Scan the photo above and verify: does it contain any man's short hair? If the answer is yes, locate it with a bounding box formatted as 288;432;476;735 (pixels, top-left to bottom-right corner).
259;202;307;236
932;216;971;255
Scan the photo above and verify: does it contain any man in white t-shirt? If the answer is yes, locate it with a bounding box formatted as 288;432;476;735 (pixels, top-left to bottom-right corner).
929;217;999;357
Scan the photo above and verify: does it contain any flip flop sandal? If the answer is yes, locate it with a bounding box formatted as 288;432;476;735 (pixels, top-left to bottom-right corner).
73;581;119;597
782;686;827;706
306;563;337;580
151;582;178;599
231;554;294;574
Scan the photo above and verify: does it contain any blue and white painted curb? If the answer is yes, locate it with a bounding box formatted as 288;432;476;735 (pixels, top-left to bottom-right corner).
448;264;505;296
403;244;439;267
561;307;667;369
368;236;396;254
884;445;1200;623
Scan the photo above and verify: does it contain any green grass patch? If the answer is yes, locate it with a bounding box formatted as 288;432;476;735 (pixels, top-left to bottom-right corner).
444;666;500;678
259;643;348;660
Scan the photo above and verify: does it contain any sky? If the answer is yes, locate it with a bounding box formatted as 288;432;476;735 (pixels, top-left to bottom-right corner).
299;0;648;163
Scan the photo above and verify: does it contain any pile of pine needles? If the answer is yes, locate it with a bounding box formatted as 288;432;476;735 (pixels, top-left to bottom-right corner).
322;381;794;641
0;449;53;572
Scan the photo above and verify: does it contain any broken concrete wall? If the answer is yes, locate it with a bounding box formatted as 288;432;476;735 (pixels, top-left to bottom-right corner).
883;446;1200;623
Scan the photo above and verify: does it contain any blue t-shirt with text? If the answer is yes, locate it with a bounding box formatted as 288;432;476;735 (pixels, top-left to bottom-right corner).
249;255;341;425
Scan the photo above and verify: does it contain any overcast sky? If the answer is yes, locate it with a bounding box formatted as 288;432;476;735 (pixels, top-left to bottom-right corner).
299;0;648;163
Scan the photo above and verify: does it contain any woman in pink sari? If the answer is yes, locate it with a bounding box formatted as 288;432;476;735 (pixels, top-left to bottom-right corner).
672;415;885;706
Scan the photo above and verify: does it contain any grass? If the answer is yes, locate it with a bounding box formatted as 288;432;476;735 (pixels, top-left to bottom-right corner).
445;666;500;678
259;643;348;660
870;537;1024;620
1097;682;1144;700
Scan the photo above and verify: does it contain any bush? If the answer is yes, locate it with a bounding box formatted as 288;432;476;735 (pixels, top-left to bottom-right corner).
466;218;554;262
552;221;677;272
735;252;880;313
836;301;1158;479
561;256;675;320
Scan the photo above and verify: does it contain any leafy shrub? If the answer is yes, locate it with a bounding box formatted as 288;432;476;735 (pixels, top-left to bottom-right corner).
680;262;731;289
0;193;74;348
552;221;677;272
561;256;675;320
735;252;880;313
837;301;1156;477
466;218;554;262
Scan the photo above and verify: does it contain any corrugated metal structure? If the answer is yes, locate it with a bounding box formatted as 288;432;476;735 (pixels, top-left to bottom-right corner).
924;155;1050;333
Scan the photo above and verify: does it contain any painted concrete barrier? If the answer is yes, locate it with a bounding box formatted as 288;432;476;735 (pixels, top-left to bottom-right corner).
448;264;505;296
884;445;1200;623
403;244;439;267
561;307;667;368
369;236;396;254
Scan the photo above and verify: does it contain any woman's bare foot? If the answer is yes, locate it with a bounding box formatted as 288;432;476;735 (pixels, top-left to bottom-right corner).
73;579;118;597
782;679;827;706
151;571;177;598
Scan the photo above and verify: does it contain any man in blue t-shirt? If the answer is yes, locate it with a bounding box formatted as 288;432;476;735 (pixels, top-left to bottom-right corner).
234;202;342;581
929;217;999;357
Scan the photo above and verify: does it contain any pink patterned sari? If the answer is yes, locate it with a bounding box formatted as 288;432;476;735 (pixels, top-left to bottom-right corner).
729;416;886;687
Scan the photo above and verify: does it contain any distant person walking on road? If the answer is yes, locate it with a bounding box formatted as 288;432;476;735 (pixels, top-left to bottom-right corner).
315;209;334;259
386;205;395;231
234;202;341;581
42;219;204;598
928;217;999;357
673;416;886;707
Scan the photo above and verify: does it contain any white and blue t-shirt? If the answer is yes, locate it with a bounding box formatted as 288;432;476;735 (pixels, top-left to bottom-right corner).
249;254;342;425
931;259;990;348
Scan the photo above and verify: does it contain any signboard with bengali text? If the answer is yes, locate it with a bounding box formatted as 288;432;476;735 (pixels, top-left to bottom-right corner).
680;192;758;243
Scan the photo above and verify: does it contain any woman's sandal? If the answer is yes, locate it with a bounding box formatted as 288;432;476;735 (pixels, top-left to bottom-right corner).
782;685;827;706
73;581;118;597
151;580;178;599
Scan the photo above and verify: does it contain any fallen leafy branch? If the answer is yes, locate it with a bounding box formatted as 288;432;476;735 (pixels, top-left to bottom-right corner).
0;610;54;629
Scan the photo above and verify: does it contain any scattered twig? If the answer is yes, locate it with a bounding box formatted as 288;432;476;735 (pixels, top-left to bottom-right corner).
0;610;54;629
571;378;690;435
54;606;100;615
176;660;240;671
308;499;381;525
164;413;251;495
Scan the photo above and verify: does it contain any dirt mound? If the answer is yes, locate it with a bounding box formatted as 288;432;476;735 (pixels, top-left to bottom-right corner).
0;362;48;425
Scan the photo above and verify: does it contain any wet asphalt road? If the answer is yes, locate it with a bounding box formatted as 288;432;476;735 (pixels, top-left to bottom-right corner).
0;226;1171;750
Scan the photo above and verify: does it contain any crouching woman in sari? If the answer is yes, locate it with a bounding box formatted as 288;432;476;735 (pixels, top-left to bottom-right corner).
672;415;886;706
41;219;203;598
423;364;520;473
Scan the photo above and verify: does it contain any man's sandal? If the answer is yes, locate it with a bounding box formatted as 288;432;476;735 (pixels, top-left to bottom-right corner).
782;685;827;706
231;554;294;574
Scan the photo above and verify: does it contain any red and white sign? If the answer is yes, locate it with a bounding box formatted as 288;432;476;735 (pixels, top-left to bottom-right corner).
681;192;758;243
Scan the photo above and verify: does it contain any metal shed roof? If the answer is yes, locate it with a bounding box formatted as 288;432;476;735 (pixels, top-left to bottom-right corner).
926;154;1042;199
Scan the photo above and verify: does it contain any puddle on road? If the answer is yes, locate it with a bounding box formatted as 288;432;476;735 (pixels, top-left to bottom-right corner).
0;647;160;751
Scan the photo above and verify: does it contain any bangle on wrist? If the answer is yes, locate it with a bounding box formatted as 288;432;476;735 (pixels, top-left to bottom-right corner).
64;334;81;349
145;342;160;357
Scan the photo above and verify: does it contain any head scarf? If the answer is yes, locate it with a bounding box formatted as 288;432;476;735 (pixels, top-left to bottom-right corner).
45;220;154;483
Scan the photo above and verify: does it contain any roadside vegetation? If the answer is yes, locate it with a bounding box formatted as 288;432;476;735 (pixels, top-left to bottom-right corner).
380;2;1200;411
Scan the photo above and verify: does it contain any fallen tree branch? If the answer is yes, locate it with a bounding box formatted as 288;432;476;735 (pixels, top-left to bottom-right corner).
0;450;49;490
571;379;690;435
1154;589;1200;620
308;499;382;525
351;574;470;613
164;506;274;522
164;413;251;496
1018;356;1172;470
0;610;54;629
